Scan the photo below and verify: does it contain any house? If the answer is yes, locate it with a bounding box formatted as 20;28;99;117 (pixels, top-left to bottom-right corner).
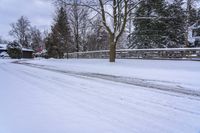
0;44;7;52
188;21;200;47
0;44;33;58
0;44;9;58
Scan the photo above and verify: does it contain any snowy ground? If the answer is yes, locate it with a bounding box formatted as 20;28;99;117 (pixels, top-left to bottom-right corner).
0;59;200;133
26;59;200;93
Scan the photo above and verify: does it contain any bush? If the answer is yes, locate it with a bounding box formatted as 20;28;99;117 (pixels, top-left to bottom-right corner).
7;41;22;59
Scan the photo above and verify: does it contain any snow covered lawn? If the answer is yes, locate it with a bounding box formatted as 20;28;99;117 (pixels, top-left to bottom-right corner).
0;59;200;133
26;58;200;92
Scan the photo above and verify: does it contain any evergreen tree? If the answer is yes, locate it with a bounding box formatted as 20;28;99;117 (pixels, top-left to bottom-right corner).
45;33;60;58
188;4;200;25
129;0;168;49
7;41;22;59
164;0;186;48
46;6;72;58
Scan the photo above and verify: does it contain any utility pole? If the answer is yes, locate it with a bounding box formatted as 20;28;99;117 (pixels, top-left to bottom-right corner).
128;0;132;47
185;0;192;47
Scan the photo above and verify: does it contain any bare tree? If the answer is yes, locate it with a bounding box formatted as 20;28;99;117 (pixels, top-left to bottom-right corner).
9;16;31;48
86;17;109;51
55;0;142;62
30;27;43;52
98;0;142;62
70;0;89;53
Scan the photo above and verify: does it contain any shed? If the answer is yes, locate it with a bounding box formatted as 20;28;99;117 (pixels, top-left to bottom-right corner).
22;48;33;58
0;44;33;58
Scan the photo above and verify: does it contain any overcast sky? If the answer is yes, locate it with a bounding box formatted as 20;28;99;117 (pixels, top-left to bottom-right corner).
0;0;54;40
0;0;199;41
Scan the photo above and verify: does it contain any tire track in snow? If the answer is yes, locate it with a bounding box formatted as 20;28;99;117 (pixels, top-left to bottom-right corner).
13;60;200;98
1;63;177;133
10;64;200;116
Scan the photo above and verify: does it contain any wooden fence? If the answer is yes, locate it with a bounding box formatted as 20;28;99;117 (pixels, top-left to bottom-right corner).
65;48;200;60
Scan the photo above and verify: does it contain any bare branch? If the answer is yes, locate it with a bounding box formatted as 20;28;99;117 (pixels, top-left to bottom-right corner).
99;0;113;35
116;0;128;43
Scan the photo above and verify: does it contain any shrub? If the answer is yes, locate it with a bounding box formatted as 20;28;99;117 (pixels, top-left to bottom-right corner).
7;41;22;59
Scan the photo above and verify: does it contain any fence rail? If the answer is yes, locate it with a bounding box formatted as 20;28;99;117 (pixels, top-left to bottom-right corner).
65;47;200;60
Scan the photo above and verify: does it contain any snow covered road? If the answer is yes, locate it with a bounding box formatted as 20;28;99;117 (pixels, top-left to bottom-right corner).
0;59;200;133
14;60;200;97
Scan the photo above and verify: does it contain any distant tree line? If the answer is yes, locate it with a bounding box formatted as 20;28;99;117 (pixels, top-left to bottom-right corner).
47;0;200;61
9;16;46;53
45;0;110;59
5;0;200;62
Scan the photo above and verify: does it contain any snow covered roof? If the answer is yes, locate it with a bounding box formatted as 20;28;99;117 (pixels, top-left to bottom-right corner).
22;48;34;52
0;44;7;50
0;44;33;52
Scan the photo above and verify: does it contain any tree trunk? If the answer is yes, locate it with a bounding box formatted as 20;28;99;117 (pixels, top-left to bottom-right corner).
109;36;116;62
66;52;69;59
76;37;79;58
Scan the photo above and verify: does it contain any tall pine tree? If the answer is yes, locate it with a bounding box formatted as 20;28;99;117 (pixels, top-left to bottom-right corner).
164;0;186;48
46;6;72;58
129;0;168;49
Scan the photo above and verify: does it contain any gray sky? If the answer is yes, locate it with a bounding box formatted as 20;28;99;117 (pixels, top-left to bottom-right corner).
0;0;199;41
0;0;54;40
